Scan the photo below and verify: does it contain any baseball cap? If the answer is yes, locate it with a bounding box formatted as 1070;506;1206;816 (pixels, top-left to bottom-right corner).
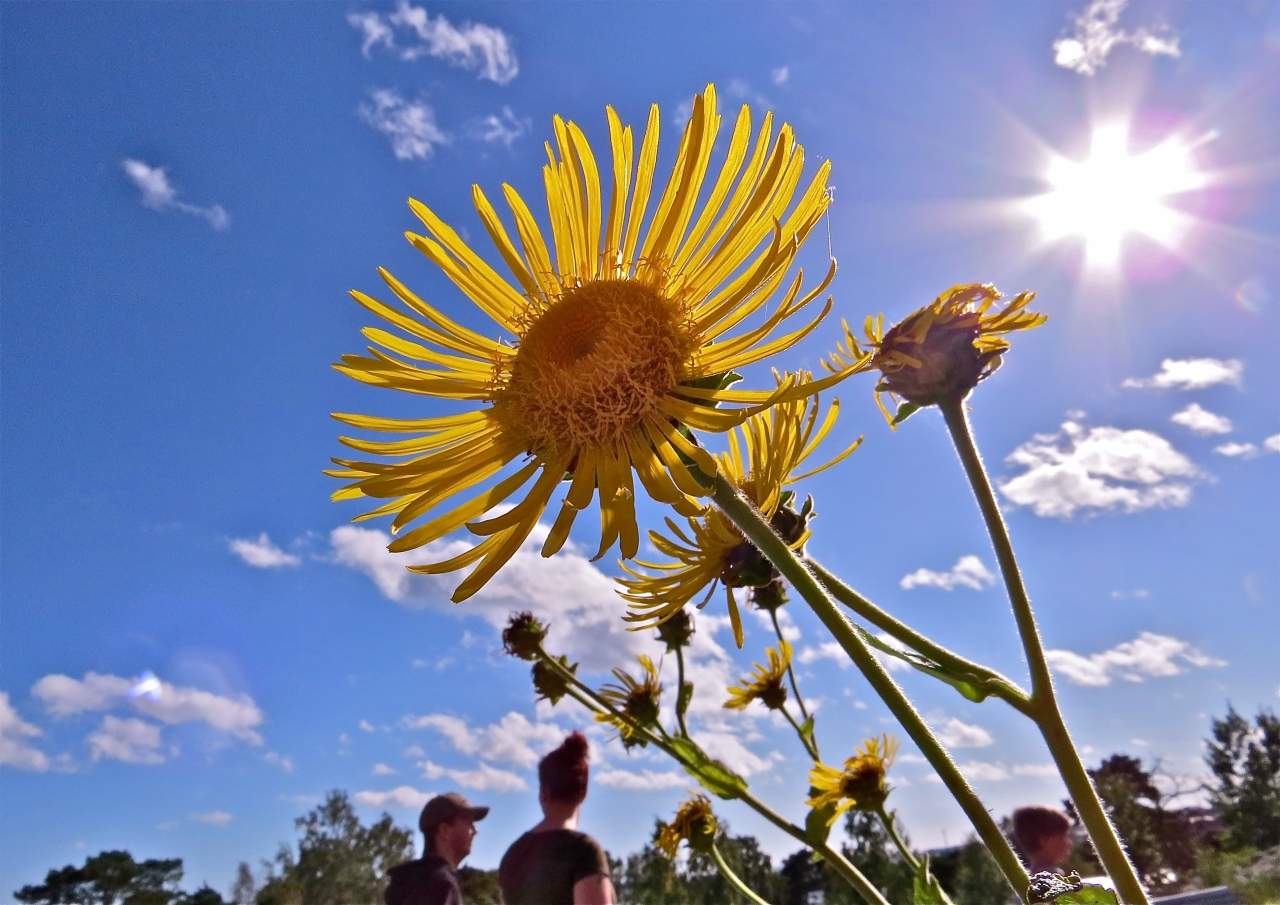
419;792;490;836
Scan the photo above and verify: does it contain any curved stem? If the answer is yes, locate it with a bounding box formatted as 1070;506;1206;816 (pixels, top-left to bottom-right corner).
941;399;1149;905
710;841;773;905
808;560;1034;717
876;806;920;871
780;703;820;762
712;474;1030;900
675;645;692;738
770;608;812;724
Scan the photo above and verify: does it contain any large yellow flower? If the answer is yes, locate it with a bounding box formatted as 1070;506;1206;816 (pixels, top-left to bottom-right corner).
829;283;1045;426
724;639;792;711
807;734;899;825
330;84;853;601
617;381;863;647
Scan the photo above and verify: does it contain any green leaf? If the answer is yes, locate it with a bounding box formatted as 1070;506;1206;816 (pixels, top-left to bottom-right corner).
1026;872;1119;905
1056;887;1119;905
803;795;837;855
677;681;694;720
798;715;817;754
852;623;992;703
666;737;748;801
912;856;952;905
891;401;921;425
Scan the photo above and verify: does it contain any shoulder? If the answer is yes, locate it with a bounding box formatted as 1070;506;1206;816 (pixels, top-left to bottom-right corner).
564;831;611;877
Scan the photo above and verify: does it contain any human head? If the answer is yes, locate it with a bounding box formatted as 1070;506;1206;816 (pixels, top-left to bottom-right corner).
1012;805;1072;869
419;792;489;865
538;731;590;812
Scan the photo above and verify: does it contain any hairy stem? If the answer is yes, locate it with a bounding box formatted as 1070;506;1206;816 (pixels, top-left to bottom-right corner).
710;840;773;905
712;473;1030;900
770;608;813;725
941;399;1149;905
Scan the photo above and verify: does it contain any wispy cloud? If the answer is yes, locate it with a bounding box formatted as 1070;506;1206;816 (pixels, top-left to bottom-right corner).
1170;403;1233;436
1046;631;1225;687
193;809;233;826
403;711;565;769
900;555;995;592
87;715;166;765
931;717;994;749
1;692;53;772
771;65;790;86
595;768;687;791
1214;442;1259;459
354;785;433;810
1110;588;1151;601
373;762;398;776
121;159;229;231
228;532;301;569
1053;0;1180;76
999;417;1198;518
264;751;294;773
348;1;518;84
1265;434;1280;454
1123;357;1243;391
358;89;450;162
418;758;526;792
466;106;531;149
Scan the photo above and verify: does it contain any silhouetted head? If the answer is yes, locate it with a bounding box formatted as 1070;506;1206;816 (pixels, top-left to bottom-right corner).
1012;805;1072;871
538;731;590;809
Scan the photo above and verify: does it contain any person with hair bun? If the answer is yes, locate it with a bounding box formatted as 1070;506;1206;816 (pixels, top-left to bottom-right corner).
499;731;615;904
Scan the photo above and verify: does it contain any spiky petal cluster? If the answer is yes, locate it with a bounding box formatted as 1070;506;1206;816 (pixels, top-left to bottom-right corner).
596;654;662;741
656;795;719;858
807;734;900;825
724;640;793;711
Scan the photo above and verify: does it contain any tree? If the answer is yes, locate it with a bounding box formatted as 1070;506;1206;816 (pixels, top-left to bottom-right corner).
840;811;914;904
683;828;785;904
178;887;227;905
613;825;679;905
929;838;1017;905
1206;706;1280;851
229;864;255;905
15;850;184;905
457;867;501;905
254;791;413;905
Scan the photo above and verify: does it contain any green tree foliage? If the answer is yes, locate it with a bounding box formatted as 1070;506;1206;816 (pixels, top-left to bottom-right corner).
229;864;255;905
684;828;786;904
457;866;502;905
840;810;914;904
613;829;679;905
14;850;188;905
254;791;413;905
1206;706;1280;851
930;838;1016;905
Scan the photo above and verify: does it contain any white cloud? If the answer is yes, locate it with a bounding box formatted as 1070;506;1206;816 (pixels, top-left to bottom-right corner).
418;759;526;792
1123;357;1243;391
467;107;530;149
1052;0;1181;76
193;809;233;826
798;641;847;668
1046;631;1226;687
751;606;800;641
1214;442;1259;459
373;762;398;776
1170;403;1233;436
0;692;52;772
696;729;779;777
404;711;565;769
33;672;264;744
931;717;994;749
595;768;687;791
900;555;995;592
1000;418;1198;518
228;532;300;569
264;751;294;773
1263;434;1280;454
120;159;229;231
358;719;376;733
355;785;434;811
87;716;165;765
349;1;518;84
1012;763;1060;779
948;761;1061;783
771;66;790;86
358;89;450;162
1109;589;1150;600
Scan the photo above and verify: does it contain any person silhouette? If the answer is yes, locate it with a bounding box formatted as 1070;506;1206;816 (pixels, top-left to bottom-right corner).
386;792;490;905
499;732;615;905
1012;804;1073;874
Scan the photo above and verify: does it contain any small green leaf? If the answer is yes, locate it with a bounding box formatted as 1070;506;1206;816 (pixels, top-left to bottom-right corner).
852;624;991;703
891;401;921;425
1056;887;1120;905
677;681;694;720
798;715;817;751
912;856;951;905
1026;872;1119;905
803;795;837;853
666;737;748;801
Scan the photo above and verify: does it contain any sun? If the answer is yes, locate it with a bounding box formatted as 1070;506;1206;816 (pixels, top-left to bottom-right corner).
1025;123;1207;269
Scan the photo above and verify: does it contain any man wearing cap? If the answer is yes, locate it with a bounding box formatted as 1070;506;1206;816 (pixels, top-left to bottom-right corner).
385;792;491;905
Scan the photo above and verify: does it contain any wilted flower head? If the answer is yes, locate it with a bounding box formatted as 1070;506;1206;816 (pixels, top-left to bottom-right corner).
655;608;695;651
749;578;789;613
829;283;1045;426
502;611;548;660
724;640;792;711
807;734;899;824
596;654;662;741
656;795;719;858
532;655;577;705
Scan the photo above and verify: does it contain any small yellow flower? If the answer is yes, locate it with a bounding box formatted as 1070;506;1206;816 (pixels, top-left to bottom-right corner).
618;380;864;648
330;84;861;603
656;795;718;858
807;734;899;825
596;654;662;741
724;640;792;711
831;283;1045;426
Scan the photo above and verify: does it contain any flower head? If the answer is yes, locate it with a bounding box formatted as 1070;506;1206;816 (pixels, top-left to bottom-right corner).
655;607;695;651
531;655;577;706
724;640;792;711
596;654;662;741
618;383;862;647
330;84;860;602
807;734;899;825
749;578;789;613
830;283;1045;426
656;795;718;858
502;611;548;660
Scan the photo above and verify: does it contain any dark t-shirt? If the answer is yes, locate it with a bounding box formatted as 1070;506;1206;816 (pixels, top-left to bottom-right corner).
498;828;611;905
385;855;462;905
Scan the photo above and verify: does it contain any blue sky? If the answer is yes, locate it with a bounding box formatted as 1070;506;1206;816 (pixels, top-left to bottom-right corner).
2;0;1278;897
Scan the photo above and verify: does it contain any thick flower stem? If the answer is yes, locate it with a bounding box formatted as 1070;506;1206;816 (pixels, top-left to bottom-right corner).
710;841;773;905
712;473;1031;900
940;399;1149;905
538;649;890;905
770;609;814;725
808;560;1035;718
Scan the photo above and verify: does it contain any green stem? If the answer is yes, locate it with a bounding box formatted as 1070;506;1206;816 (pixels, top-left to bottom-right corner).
770;608;813;725
710;840;773;905
876;806;920;871
538;650;890;905
780;703;820;762
712;474;1030;900
808;560;1034;717
940;399;1149;905
675;645;692;738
